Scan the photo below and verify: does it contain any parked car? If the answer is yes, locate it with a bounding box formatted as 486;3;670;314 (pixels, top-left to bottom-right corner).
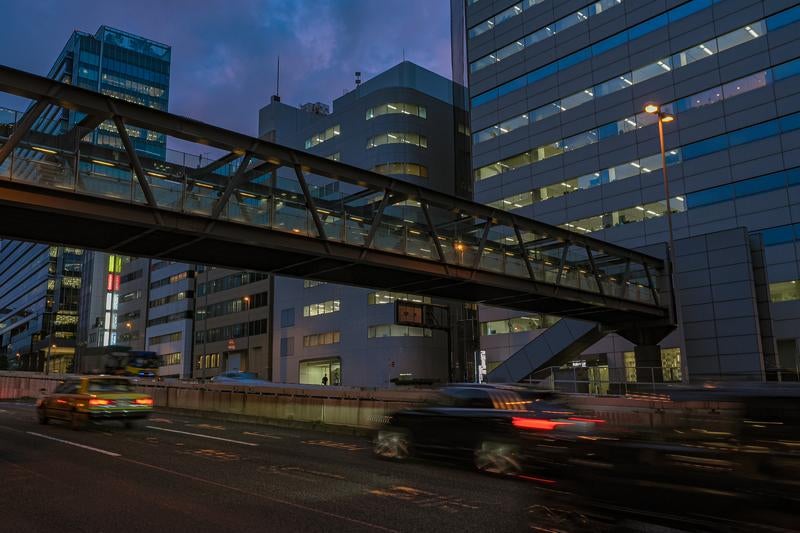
209;372;270;386
36;375;154;429
373;383;604;476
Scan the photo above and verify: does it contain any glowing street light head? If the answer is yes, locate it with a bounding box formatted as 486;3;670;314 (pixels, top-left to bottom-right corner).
644;104;660;114
454;242;465;252
661;114;675;123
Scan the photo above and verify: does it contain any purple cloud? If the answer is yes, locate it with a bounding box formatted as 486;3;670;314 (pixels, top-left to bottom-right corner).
0;0;452;137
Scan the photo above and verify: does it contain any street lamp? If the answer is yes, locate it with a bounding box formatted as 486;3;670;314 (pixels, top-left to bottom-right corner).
454;242;465;266
644;104;676;276
644;103;686;382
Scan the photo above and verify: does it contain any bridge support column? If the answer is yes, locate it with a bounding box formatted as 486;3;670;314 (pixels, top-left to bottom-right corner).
618;323;676;386
634;344;661;368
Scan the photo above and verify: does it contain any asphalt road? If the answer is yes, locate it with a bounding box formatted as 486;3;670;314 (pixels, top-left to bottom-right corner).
2;403;795;533
0;402;544;533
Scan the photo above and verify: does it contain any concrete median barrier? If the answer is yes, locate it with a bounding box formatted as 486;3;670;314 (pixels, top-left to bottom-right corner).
0;371;434;432
1;372;755;434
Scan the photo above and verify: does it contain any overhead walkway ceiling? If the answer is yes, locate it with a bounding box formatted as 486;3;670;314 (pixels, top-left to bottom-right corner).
0;65;671;326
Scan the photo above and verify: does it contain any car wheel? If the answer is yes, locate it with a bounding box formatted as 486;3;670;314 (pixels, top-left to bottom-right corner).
37;407;49;425
474;441;522;476
69;410;87;430
373;430;411;460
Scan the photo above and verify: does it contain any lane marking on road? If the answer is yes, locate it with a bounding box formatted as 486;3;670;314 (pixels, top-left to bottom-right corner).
149;417;173;424
243;431;282;439
145;426;259;446
26;431;121;457
186;423;225;431
190;448;240;461
368;485;480;513
116;455;400;532
301;439;366;451
263;464;346;481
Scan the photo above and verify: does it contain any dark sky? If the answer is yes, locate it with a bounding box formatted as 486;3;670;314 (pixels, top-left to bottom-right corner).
0;0;453;137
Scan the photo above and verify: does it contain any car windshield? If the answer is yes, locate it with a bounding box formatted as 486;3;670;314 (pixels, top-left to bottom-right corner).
87;379;134;392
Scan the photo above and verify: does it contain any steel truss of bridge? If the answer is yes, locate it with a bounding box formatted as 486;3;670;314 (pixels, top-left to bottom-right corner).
0;64;672;327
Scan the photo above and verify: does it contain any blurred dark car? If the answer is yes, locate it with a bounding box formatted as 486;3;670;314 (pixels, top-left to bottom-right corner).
373;383;605;476
552;385;800;531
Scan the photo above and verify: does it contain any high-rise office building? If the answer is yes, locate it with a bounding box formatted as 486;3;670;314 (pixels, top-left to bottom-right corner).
115;259;197;379
44;25;170;156
257;61;471;387
460;0;800;383
0;241;83;372
192;267;270;380
57;26;171;360
0;26;170;372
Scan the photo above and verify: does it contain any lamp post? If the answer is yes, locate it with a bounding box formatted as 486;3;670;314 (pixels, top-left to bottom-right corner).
644;104;676;268
243;295;251;371
45;343;56;375
44;309;55;375
202;266;209;380
644;104;687;383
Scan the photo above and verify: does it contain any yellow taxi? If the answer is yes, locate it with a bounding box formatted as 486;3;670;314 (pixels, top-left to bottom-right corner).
36;375;154;429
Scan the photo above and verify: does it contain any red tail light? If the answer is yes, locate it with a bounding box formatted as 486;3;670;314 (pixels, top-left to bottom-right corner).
89;398;112;406
512;417;573;431
134;398;154;406
568;417;606;424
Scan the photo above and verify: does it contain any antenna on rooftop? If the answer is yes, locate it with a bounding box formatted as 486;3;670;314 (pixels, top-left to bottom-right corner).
355;71;362;88
271;56;281;103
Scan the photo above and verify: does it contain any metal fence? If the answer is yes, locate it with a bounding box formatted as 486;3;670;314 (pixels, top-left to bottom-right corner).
529;365;800;396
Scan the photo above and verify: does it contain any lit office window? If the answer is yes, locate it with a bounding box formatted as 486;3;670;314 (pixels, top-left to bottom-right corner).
470;0;622;72
468;2;529;39
304;124;340;149
368;324;432;338
480;315;558;335
303;331;341;347
162;352;181;366
368;291;431;305
562;197;686;234
622;348;681;382
660;348;682;382
770;280;800;302
367;132;427;149
365;103;426;120
373;162;428;178
623;351;637;382
303;299;341;317
197;353;220;369
120;290;141;303
149;332;182;345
